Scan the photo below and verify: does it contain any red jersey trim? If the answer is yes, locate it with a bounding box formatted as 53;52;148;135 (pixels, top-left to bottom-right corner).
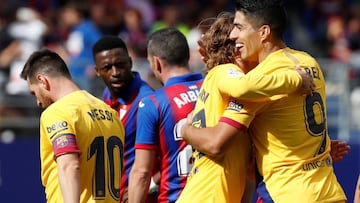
219;117;247;132
135;144;157;150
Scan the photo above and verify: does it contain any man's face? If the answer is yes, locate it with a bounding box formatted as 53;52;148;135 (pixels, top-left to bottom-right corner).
27;77;52;109
230;11;261;63
94;48;133;97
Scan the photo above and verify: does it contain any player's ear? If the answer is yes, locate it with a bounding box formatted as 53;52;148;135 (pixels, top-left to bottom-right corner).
94;66;100;77
259;25;270;41
153;56;162;73
36;74;50;90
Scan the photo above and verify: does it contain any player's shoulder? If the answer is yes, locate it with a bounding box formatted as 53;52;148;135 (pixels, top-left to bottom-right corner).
212;63;240;71
139;93;157;107
208;63;245;79
287;48;318;64
138;82;154;96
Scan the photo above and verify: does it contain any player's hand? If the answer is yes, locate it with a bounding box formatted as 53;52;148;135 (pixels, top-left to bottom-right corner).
186;110;193;125
330;140;350;163
296;66;315;95
179;111;194;140
197;34;208;63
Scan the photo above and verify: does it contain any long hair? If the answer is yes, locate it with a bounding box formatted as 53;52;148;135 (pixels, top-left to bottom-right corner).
201;12;236;72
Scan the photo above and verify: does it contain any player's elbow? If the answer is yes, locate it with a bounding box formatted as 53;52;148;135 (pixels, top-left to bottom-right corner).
205;141;226;156
130;167;152;185
204;130;235;156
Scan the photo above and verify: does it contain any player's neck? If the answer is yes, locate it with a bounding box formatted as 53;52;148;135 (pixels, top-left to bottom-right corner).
161;66;191;84
51;79;80;101
259;41;286;62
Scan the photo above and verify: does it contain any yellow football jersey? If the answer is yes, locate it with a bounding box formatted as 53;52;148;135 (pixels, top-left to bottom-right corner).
177;62;304;203
176;63;252;203
233;48;347;202
40;90;125;203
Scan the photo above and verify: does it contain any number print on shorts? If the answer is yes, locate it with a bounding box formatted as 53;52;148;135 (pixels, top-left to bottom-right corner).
304;92;327;156
88;136;124;200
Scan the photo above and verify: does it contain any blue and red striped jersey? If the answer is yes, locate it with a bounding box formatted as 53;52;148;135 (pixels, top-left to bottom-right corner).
103;72;154;201
135;72;203;203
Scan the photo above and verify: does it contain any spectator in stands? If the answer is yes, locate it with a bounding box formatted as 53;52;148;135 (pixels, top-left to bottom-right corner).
150;4;190;38
0;8;20;96
119;7;161;89
326;15;352;62
6;7;47;95
63;1;105;94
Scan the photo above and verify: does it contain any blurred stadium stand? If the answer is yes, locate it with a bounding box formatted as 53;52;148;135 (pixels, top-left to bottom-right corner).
0;94;41;136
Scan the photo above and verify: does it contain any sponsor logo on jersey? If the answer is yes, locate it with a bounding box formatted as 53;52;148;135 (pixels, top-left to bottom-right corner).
139;101;145;108
227;68;245;78
227;100;243;112
47;121;68;134
302;156;332;171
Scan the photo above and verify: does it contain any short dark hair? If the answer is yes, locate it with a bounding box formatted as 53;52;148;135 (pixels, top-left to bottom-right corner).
21;48;71;83
147;28;189;67
236;0;287;39
92;35;129;58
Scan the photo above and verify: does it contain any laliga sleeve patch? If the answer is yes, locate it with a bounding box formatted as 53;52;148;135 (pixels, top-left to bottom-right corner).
227;68;245;78
52;134;80;156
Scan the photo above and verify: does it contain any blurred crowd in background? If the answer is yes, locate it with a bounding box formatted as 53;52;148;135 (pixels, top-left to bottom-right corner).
2;0;360;133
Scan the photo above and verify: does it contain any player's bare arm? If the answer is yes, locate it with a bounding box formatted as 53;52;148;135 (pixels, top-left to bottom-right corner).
56;153;81;203
129;149;156;203
181;120;246;156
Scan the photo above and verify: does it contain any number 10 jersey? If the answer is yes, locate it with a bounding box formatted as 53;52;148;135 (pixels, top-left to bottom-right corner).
40;90;125;203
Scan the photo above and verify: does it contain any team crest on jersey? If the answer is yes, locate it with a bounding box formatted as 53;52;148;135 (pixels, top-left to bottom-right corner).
227;100;243;112
227;68;245;78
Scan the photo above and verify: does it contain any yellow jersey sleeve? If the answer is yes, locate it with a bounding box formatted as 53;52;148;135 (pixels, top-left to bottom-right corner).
214;64;302;100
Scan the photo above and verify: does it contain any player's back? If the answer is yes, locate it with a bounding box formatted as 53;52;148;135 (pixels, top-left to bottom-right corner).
247;48;346;202
137;73;203;203
40;90;125;203
177;64;252;203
